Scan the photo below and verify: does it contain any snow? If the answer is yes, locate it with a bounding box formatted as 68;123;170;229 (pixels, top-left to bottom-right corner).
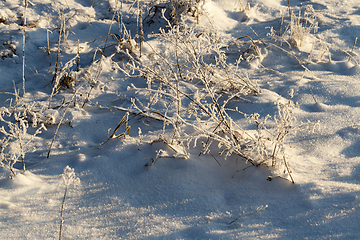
1;0;360;239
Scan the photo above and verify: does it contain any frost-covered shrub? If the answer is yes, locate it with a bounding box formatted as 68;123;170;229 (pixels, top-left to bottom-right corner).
119;16;260;156
0;93;47;178
115;13;318;182
246;90;319;181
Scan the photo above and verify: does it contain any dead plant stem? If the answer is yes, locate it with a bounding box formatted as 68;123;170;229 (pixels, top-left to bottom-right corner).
283;155;294;183
58;185;68;240
348;37;358;63
52;9;64;86
22;0;28;102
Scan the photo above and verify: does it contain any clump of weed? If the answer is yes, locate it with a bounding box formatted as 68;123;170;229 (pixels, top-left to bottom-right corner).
145;0;202;26
267;4;320;48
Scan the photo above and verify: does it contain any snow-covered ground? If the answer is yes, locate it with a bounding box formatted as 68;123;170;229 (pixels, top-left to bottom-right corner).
1;0;360;239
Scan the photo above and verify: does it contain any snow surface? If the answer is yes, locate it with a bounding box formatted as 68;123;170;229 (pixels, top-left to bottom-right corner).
1;0;360;239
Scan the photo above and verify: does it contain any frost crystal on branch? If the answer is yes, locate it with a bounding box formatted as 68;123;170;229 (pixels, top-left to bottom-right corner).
62;165;80;187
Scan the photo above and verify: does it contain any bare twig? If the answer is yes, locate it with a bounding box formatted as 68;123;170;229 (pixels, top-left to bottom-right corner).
47;94;76;158
283;155;294;183
348;37;358;63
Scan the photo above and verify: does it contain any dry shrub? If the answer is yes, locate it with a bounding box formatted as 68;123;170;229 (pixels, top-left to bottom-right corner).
114;15;318;182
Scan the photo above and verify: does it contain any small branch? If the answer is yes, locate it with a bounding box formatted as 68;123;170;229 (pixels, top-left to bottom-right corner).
283;155;294;183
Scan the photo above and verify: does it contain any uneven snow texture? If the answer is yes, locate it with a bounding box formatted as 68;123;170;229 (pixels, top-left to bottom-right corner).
1;0;360;239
